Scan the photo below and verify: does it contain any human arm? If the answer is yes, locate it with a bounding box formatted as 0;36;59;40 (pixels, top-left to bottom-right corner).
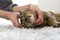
12;4;44;26
0;10;22;27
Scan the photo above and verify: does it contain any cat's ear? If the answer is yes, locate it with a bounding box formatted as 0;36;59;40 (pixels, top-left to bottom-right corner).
49;11;55;15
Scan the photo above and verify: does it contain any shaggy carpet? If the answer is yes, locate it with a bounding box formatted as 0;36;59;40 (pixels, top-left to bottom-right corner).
0;18;60;40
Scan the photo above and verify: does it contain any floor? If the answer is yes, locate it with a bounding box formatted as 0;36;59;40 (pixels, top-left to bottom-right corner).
0;18;60;40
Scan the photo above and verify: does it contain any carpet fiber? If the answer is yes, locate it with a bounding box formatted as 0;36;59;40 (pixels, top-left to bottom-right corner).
0;18;60;40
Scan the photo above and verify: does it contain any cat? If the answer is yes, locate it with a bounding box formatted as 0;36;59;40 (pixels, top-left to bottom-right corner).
20;10;60;28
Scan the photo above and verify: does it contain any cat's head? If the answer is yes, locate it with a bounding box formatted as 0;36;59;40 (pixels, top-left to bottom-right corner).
20;10;36;28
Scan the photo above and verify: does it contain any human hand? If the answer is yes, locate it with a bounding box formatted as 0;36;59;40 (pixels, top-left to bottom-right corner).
7;12;22;28
30;4;44;26
12;4;44;27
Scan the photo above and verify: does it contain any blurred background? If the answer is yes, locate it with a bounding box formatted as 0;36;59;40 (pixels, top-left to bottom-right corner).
12;0;60;12
38;0;60;12
12;0;38;6
0;0;60;25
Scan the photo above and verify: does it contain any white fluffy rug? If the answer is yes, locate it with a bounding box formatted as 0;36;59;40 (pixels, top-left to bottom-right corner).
0;18;60;40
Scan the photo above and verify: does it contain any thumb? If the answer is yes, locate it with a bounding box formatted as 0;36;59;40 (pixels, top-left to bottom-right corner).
11;16;22;28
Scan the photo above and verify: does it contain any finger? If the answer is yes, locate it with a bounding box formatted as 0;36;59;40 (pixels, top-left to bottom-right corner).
15;23;22;28
24;4;31;7
11;16;22;28
35;17;44;26
20;4;31;11
34;7;43;24
14;12;21;18
34;12;42;24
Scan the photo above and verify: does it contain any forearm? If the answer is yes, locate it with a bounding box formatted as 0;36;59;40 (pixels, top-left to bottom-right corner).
12;5;30;12
0;10;12;19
